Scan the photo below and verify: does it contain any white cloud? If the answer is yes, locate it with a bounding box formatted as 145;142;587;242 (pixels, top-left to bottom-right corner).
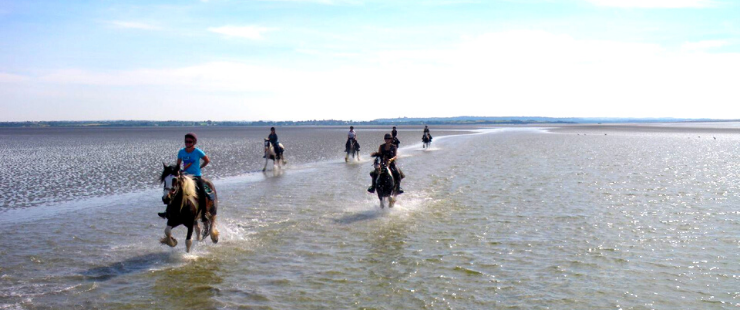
585;0;716;8
109;21;162;30
0;73;31;83
21;30;740;120
257;0;363;4
208;26;275;40
681;40;728;52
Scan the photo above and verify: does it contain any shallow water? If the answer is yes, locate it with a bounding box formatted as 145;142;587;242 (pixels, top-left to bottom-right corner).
1;125;739;309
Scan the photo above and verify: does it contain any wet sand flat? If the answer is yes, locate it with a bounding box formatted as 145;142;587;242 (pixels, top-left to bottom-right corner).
548;122;740;134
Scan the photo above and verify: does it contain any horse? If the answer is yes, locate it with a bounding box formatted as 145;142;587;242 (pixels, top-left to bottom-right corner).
372;155;397;208
345;139;360;162
422;133;432;149
160;164;219;252
263;139;286;171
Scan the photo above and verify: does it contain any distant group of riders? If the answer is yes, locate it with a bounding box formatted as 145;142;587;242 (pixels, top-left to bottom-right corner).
158;125;432;251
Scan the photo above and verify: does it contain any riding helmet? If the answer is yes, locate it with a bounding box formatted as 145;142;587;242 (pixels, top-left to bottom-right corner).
185;132;197;144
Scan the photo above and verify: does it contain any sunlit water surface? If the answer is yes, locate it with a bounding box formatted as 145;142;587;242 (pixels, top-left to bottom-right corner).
1;125;739;309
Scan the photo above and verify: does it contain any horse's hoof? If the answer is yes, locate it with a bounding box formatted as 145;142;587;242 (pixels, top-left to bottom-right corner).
160;236;177;247
211;232;219;244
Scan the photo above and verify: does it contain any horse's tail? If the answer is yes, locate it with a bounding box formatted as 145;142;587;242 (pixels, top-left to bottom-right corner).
180;175;198;212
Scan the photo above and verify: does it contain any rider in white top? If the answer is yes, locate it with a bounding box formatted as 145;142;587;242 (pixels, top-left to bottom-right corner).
345;126;360;160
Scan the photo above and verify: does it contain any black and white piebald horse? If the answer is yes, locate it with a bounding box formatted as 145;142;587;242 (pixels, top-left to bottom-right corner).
160;164;219;252
264;139;286;171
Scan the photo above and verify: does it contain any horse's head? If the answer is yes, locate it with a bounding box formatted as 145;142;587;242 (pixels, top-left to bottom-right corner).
162;174;198;211
373;154;390;175
264;138;274;156
160;163;180;204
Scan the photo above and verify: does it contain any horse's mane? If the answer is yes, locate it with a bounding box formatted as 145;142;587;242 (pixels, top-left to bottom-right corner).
179;175;198;211
265;142;285;155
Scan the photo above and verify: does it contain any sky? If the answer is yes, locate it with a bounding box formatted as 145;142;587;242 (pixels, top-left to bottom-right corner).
0;0;739;121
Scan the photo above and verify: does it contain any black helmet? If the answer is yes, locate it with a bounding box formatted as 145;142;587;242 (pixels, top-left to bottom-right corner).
384;133;392;139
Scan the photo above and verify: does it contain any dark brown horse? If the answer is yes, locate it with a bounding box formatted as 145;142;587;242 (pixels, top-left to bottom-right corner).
372;155;397;208
160;164;219;252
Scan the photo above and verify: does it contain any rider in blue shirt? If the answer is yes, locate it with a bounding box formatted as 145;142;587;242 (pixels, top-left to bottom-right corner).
159;132;210;218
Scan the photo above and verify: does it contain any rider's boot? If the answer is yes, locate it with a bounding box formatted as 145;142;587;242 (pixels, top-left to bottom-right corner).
396;182;404;194
158;211;166;219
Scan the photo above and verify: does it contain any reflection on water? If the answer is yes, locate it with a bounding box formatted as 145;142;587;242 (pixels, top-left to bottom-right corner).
0;126;461;210
2;125;740;309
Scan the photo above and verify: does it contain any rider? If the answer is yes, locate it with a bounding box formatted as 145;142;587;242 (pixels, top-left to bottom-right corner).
159;132;210;218
423;125;432;142
367;133;404;194
391;126;400;148
346;126;360;154
267;127;284;159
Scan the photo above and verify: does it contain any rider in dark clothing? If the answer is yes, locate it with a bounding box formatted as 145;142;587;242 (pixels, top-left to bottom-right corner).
422;125;432;143
267;127;284;157
391;126;400;148
367;133;404;194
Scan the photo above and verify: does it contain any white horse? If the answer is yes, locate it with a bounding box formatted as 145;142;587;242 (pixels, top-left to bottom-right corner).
263;139;286;171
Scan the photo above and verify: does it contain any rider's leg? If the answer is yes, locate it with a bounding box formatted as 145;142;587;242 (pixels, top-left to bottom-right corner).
367;170;378;193
391;166;404;194
193;177;207;217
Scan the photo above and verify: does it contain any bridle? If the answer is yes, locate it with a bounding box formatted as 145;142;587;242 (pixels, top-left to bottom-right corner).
162;173;178;204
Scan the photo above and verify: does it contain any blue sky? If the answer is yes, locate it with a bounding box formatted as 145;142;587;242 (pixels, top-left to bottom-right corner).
1;0;738;121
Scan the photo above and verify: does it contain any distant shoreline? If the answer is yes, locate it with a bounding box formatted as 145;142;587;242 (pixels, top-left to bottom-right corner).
2;117;737;128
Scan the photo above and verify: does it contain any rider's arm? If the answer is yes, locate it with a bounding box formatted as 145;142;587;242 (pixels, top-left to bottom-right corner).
200;155;210;169
388;146;398;163
176;158;185;171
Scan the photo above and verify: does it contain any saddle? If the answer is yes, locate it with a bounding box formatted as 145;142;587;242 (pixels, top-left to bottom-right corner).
198;182;216;202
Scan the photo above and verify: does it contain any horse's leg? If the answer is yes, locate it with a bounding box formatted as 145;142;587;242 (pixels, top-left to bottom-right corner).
160;226;177;247
185;225;194;253
263;157;268;171
194;219;202;241
201;205;211;240
210;214;219;243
